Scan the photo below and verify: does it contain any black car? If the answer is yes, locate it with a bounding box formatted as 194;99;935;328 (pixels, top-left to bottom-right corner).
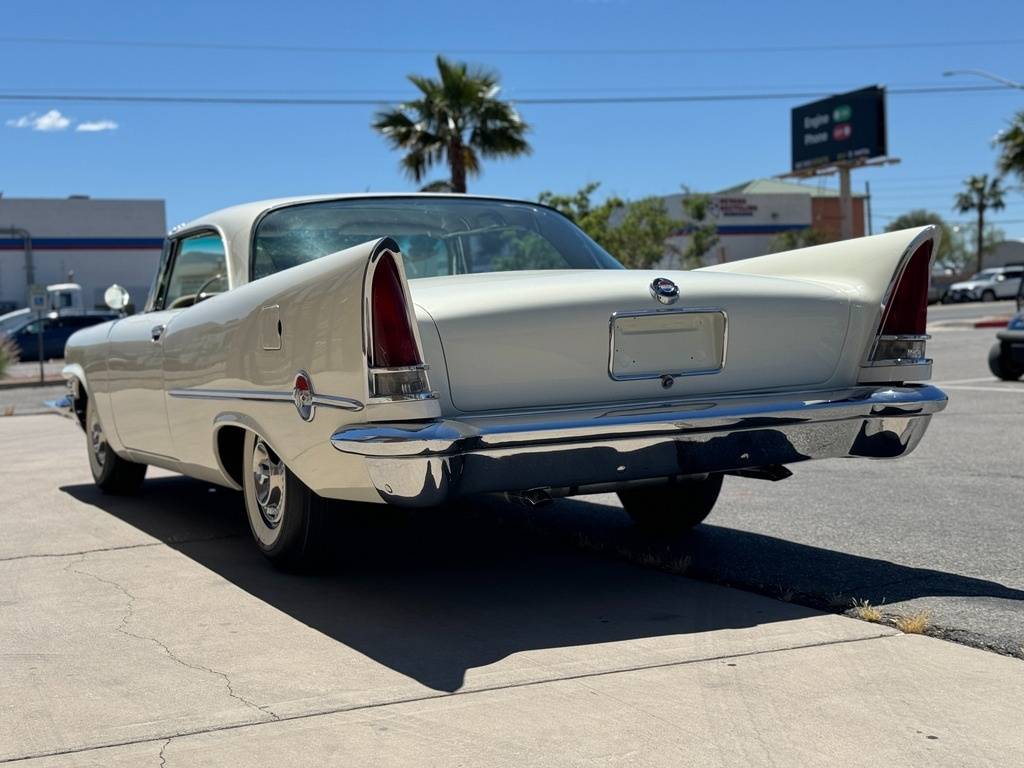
3;311;119;362
988;279;1024;381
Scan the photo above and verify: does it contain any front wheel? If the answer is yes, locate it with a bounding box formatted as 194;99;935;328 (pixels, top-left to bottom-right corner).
618;474;724;535
86;398;146;494
242;431;329;569
989;342;1024;381
981;290;996;302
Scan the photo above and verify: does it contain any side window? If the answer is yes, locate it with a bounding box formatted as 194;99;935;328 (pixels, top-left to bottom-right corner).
160;232;228;310
20;318;48;335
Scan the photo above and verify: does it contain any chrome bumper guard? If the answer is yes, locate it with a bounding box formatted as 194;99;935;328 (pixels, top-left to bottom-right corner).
330;384;947;507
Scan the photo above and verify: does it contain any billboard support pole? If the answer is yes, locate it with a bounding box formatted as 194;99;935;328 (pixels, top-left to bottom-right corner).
838;163;853;240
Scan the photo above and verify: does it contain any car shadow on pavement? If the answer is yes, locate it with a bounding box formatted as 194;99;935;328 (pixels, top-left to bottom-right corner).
62;477;1024;692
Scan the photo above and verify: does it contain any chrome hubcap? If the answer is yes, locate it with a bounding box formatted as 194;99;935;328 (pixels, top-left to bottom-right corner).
90;418;107;469
251;438;285;528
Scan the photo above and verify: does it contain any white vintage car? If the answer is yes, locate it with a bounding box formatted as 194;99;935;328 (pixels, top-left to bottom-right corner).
63;194;947;566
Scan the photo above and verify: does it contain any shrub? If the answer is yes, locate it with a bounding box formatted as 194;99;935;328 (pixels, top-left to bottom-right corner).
0;334;19;378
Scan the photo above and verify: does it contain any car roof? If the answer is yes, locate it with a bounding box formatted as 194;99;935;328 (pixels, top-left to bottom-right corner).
172;192;551;235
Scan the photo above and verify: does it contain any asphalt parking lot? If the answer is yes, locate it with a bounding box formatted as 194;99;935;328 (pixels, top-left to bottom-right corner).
1;299;1022;765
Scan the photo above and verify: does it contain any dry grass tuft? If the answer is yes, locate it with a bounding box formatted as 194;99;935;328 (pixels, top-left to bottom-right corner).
851;598;883;623
895;611;931;635
2;405;14;417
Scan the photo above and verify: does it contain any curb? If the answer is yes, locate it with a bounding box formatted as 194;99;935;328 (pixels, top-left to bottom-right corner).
0;377;64;390
974;317;1012;329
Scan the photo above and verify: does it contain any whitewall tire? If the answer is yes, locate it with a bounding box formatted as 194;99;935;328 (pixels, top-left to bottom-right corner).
242;431;328;568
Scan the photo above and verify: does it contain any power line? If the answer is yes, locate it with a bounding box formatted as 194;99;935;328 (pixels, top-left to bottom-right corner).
0;84;1013;108
2;35;1023;57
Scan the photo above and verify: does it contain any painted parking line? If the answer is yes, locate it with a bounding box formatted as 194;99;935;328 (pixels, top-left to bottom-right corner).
934;377;1004;386
941;385;1024;394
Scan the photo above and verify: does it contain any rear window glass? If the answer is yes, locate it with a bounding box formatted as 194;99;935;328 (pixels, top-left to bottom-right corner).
252;197;622;281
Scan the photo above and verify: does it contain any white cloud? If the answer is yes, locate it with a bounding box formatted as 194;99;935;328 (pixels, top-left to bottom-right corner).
76;119;119;133
5;114;34;129
5;109;72;132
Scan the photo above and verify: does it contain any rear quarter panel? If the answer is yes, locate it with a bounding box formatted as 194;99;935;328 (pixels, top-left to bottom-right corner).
160;238;439;499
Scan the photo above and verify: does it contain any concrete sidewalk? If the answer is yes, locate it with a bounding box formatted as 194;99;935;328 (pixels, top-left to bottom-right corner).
2;415;1022;767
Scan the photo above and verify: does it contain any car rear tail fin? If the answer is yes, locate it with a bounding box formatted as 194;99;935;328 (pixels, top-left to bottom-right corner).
363;241;432;401
865;239;933;370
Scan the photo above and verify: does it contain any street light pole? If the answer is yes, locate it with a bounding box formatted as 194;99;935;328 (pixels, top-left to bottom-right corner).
942;69;1024;90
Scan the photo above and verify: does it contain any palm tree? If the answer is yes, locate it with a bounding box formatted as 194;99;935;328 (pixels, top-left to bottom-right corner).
995;111;1024;182
372;56;531;193
954;174;1006;275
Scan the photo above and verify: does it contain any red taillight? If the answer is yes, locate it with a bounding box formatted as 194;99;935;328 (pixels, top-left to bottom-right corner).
864;239;934;373
880;241;932;336
370;252;421;368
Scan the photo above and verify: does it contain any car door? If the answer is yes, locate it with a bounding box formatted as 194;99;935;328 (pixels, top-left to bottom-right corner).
12;318;45;362
107;230;228;458
1000;268;1023;299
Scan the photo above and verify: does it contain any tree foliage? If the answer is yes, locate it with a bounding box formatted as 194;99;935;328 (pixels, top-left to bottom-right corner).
954;174;1007;274
769;227;830;253
995;111;1024;182
883;209;956;263
679;190;720;266
539;183;718;269
372;56;531;193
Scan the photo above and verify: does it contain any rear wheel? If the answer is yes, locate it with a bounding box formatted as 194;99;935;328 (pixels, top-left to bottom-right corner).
618;474;724;534
86;398;146;494
242;431;329;569
989;342;1024;381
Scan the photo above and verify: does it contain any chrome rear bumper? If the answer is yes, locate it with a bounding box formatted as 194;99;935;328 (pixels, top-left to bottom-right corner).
330;384;947;507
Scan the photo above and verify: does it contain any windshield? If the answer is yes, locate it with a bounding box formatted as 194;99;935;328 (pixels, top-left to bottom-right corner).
252;197;623;281
0;309;30;335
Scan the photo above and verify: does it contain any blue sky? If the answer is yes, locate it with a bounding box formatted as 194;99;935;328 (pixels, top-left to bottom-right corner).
2;0;1023;238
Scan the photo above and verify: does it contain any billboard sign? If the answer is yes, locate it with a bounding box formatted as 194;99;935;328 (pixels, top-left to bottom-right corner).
791;86;886;171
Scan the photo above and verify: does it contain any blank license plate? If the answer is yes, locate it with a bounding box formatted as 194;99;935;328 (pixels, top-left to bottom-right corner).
610;310;726;380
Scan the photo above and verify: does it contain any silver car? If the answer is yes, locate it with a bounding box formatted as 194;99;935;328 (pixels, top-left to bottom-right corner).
946;265;1024;302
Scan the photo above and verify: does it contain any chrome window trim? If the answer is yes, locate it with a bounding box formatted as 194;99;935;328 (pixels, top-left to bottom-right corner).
154;226;231;312
169;387;364;411
607;307;728;382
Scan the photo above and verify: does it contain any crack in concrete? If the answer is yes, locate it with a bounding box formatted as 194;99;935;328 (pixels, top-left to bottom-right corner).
0;631;893;764
66;558;280;723
0;535;243;563
157;738;171;768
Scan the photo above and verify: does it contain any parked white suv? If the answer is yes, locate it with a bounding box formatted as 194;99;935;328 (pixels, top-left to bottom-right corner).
946;265;1024;302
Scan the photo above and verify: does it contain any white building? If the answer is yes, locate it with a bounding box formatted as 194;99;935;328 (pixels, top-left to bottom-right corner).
0;196;165;313
986;239;1024;270
656;179;867;267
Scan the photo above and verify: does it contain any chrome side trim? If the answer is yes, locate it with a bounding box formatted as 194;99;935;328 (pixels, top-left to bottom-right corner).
864;358;933;368
607;307;728;382
169;388;363;411
367;391;440;405
876;334;931;342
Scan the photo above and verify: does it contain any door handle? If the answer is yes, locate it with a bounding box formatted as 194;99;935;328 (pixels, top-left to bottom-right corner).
150;324;166;343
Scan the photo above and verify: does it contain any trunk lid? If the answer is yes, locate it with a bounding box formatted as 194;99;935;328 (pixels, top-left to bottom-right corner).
410;269;849;413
